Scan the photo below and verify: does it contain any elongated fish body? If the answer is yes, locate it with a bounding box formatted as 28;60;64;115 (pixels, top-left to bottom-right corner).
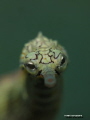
0;33;68;120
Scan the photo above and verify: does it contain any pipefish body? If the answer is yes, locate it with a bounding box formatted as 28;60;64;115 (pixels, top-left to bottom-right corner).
0;32;68;120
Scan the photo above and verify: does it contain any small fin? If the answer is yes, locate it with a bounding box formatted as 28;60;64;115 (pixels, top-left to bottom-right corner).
37;32;43;37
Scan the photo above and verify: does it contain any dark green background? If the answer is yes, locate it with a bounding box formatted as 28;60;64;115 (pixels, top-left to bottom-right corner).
0;0;90;120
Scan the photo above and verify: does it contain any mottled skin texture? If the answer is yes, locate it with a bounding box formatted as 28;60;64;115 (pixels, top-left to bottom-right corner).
0;33;68;120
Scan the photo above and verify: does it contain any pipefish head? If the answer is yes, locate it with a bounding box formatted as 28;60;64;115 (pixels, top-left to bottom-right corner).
20;33;68;87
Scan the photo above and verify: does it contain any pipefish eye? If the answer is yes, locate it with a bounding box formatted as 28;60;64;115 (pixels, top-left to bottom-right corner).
60;55;66;66
25;62;36;70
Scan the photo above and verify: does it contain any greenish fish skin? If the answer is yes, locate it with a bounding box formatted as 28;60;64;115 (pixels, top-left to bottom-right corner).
0;33;68;120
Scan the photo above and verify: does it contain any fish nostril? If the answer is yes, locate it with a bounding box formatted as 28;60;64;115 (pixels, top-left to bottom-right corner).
55;70;60;75
36;70;42;76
